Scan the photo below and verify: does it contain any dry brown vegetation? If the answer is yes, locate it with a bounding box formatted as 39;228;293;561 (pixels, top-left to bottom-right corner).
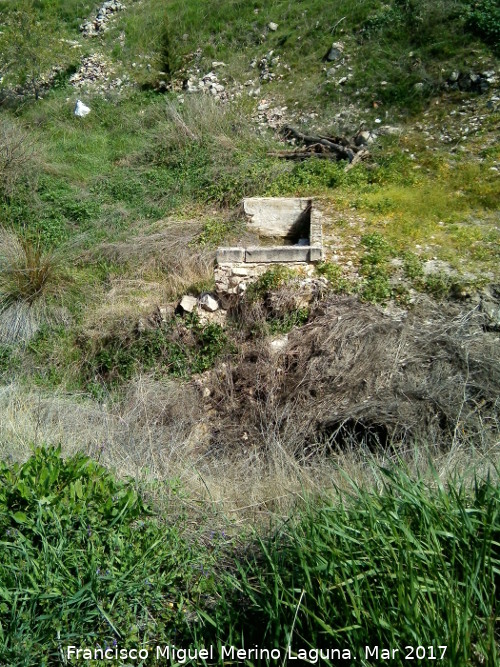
96;222;216;298
206;295;500;458
0;296;500;520
0;117;38;198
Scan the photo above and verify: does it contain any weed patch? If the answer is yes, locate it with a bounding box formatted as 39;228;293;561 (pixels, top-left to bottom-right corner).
83;314;230;392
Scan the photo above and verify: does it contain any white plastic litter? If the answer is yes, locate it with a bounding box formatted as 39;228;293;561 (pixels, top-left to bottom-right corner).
74;99;91;117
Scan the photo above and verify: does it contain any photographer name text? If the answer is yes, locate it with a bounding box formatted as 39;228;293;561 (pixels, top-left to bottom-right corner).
67;644;448;663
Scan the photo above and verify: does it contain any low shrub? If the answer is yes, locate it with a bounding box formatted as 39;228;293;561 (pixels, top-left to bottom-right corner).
316;262;354;294
359;233;395;303
83;314;229;390
246;266;296;301
466;0;500;50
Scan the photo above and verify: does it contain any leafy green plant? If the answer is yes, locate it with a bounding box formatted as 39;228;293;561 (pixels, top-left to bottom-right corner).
360;265;393;303
84;314;229;390
267;307;309;334
0;447;216;666
246;266;296;301
192;217;240;248
466;0;500;50
0;1;71;101
316;262;354;294
402;250;424;279
359;233;394;303
418;271;453;299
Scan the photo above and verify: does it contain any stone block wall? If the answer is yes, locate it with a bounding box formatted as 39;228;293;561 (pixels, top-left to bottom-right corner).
215;197;324;293
215;261;317;294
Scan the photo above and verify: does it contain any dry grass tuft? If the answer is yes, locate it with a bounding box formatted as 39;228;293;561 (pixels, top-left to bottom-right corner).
157;96;254;157
96;222;215;299
0;229;72;343
0;117;38;198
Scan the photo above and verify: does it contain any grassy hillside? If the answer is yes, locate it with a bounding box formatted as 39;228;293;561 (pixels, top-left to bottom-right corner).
0;0;499;663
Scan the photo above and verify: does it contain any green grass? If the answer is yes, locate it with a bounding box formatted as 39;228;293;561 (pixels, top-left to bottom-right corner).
208;467;500;666
0;449;498;665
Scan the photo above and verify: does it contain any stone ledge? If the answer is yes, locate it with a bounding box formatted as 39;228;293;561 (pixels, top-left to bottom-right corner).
245;246;321;263
216;247;245;263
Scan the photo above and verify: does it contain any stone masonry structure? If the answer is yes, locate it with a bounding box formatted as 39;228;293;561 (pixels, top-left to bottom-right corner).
215;197;324;293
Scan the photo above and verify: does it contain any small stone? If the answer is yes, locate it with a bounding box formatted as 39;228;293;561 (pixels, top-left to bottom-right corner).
232;267;250;277
268;22;278;31
199;293;219;312
355;130;376;146
270;335;288;354
159;305;174;322
324;42;344;62
178;295;198;313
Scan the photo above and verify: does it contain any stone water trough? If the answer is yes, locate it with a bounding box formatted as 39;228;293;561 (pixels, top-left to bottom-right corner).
215;197;323;293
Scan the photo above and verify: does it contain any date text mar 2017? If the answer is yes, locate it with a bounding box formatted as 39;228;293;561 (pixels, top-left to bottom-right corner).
365;646;448;660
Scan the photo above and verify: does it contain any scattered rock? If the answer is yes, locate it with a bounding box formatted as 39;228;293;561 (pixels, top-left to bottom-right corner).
183;70;229;101
178;295;198;314
69;53;129;94
268;22;279;31
323;42;344;62
253;100;288;130
80;0;124;37
199;293;219;312
445;70;496;94
252;51;283;83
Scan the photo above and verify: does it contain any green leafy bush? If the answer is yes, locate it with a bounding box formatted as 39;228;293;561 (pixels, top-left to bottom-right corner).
359;233;395;303
0;447;215;666
316;262;354;294
267;307;310;334
402;250;424;279
84;314;229;389
246;266;296;300
466;0;500;49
